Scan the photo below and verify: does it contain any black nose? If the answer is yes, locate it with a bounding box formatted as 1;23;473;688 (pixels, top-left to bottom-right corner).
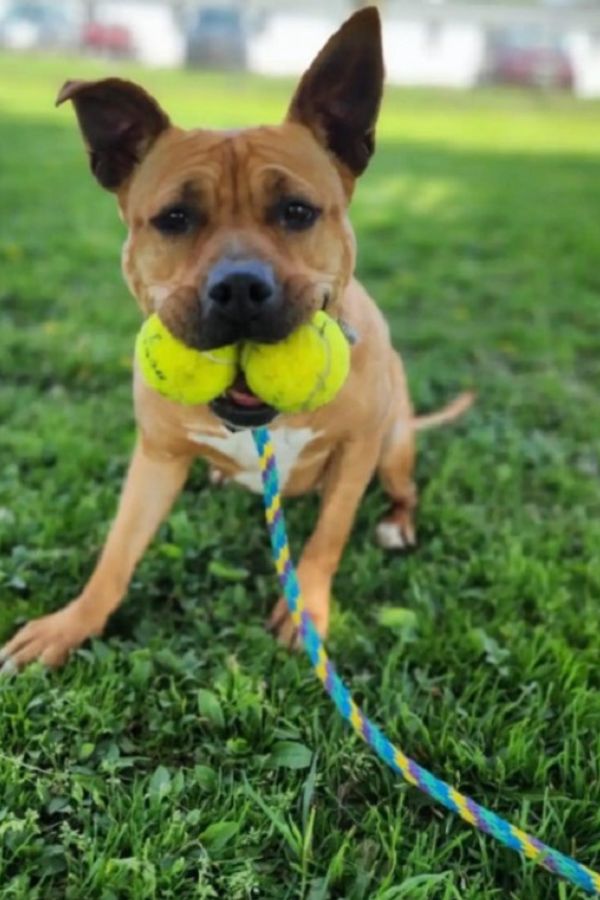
205;259;277;317
199;256;294;348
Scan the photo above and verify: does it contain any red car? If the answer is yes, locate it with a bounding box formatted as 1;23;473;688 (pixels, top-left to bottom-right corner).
81;20;133;58
483;27;574;91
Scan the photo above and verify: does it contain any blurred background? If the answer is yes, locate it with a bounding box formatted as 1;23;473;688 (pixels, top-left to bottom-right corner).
1;0;600;95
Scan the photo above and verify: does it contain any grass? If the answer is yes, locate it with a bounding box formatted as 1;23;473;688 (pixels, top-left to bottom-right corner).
1;52;600;899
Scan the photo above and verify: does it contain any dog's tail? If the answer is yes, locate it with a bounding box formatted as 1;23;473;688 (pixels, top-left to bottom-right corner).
412;390;475;432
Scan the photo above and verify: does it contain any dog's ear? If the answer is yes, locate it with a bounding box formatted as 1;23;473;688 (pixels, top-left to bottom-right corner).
287;6;384;178
56;78;170;191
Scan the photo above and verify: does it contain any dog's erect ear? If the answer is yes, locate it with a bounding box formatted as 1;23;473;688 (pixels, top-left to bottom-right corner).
287;7;384;178
56;78;170;191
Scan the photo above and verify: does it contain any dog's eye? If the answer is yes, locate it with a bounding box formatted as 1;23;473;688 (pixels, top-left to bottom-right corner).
151;205;196;236
279;199;320;231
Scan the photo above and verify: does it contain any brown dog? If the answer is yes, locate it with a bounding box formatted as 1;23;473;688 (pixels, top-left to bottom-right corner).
0;7;472;671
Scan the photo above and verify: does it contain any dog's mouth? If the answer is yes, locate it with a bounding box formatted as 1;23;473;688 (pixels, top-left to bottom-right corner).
209;374;278;429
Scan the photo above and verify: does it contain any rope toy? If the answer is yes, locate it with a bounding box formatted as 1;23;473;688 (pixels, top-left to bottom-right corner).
253;426;600;896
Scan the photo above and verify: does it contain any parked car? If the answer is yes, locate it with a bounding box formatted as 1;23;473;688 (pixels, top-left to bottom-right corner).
185;6;247;70
0;2;77;50
482;27;574;91
81;20;133;59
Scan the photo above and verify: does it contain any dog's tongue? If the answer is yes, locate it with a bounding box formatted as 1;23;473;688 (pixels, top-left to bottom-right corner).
227;374;263;408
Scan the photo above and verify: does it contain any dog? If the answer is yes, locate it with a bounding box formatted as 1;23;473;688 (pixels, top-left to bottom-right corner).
0;7;472;671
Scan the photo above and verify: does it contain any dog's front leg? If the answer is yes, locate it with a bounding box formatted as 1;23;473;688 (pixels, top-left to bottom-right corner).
270;438;381;646
0;438;191;670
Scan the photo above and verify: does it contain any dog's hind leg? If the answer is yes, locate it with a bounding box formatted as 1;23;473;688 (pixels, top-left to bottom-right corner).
375;351;474;551
374;351;418;550
376;418;418;551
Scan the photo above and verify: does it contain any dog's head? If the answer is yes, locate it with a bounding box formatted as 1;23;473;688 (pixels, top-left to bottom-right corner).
58;7;383;424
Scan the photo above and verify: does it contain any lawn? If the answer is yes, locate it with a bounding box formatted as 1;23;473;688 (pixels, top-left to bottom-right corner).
1;52;600;900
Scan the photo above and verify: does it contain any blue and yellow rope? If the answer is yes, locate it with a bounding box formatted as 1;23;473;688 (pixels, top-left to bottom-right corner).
252;425;600;896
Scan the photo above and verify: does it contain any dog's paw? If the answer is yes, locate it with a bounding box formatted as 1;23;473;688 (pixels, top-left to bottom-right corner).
376;507;417;551
267;596;329;650
0;604;98;672
208;467;230;487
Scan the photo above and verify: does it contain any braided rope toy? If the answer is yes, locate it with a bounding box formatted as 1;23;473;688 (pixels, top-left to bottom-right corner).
252;426;600;896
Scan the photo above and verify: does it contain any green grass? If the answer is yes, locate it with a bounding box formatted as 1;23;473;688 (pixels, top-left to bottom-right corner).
1;52;600;899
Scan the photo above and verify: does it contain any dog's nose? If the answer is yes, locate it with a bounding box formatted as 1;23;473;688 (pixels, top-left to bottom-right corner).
208;272;273;308
205;259;277;319
200;257;293;347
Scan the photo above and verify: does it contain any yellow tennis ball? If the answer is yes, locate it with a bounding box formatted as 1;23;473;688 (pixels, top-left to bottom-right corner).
240;311;350;414
135;313;237;405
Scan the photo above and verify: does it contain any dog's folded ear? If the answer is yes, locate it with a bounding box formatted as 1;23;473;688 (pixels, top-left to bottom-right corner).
56;78;170;191
287;6;384;179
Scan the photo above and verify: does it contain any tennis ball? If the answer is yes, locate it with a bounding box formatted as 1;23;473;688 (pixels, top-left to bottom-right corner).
135;313;237;405
241;311;350;414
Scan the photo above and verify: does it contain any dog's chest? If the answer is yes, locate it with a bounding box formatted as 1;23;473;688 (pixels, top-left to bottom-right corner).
188;425;319;493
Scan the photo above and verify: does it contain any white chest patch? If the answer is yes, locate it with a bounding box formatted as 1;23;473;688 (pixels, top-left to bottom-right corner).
188;425;320;494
